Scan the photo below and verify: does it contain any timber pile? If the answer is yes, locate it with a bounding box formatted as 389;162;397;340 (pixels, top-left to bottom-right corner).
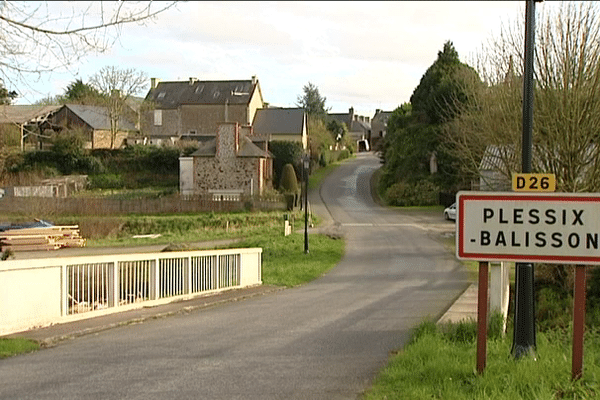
0;225;86;251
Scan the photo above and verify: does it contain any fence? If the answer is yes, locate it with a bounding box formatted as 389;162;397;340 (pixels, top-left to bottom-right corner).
0;247;262;336
0;194;286;215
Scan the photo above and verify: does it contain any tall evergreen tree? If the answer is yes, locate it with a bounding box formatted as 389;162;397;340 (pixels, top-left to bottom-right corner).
296;82;329;120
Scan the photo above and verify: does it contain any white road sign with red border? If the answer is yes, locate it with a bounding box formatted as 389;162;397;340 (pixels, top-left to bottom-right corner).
456;191;600;264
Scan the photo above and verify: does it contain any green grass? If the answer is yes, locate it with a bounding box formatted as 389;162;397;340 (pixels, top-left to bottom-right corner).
0;338;39;358
238;231;344;287
364;320;600;400
79;211;298;246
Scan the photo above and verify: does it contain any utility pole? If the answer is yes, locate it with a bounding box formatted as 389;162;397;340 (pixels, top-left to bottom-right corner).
512;0;540;359
303;154;310;254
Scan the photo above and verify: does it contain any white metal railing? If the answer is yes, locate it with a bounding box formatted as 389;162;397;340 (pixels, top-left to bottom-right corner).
0;248;262;336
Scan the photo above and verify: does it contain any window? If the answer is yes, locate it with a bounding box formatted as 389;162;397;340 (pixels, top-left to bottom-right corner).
189;130;197;135
157;92;166;99
154;110;162;126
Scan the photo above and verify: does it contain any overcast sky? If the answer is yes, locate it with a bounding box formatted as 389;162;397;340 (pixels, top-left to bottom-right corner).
14;1;567;118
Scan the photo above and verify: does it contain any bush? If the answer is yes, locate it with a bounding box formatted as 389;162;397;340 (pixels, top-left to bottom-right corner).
89;174;125;189
269;141;304;189
338;148;351;161
279;163;299;194
385;179;440;206
536;286;572;331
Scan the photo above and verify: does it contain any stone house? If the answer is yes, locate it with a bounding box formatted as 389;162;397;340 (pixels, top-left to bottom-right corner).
251;107;308;150
179;122;273;199
328;107;371;149
48;104;137;149
478;144;516;191
370;109;393;150
141;76;265;146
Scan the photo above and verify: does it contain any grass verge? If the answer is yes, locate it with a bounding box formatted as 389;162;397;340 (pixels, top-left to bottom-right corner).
0;338;39;359
363;319;600;399
238;231;344;287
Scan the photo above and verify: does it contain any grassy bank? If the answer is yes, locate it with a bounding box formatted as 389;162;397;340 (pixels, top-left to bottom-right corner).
0;338;39;359
364;319;600;399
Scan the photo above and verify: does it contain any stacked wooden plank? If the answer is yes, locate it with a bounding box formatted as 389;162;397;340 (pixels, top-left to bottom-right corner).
0;225;86;252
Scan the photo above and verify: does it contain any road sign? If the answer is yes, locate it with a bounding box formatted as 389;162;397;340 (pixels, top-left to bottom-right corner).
512;173;555;192
456;191;600;264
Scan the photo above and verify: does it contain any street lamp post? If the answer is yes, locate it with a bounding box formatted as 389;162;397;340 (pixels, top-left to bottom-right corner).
512;0;539;359
303;154;310;254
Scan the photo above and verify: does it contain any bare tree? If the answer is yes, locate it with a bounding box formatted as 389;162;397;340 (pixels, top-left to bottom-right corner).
0;1;177;90
89;66;147;149
446;1;600;193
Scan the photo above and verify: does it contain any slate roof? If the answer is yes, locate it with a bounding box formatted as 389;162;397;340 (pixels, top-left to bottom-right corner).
146;79;258;109
252;108;305;136
0;105;61;124
63;104;136;131
328;112;371;133
190;135;271;158
372;110;392;125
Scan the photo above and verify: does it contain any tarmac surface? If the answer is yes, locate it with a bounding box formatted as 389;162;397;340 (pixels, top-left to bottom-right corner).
8;279;478;347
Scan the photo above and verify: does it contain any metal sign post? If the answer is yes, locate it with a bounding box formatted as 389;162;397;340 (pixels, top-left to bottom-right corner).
456;191;596;377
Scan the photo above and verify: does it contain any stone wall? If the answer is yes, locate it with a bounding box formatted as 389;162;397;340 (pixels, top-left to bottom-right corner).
189;123;272;196
92;129;128;149
193;157;261;195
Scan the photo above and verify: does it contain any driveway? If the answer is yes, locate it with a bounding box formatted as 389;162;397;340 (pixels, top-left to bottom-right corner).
0;153;467;400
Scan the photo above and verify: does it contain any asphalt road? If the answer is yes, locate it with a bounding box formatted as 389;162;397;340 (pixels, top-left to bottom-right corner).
0;153;468;400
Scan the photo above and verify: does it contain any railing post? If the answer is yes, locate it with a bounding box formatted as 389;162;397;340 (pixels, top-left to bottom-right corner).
149;258;159;300
185;256;192;295
108;260;119;308
61;263;68;316
216;254;221;289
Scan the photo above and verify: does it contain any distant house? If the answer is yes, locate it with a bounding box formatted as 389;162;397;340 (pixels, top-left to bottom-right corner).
49;104;137;149
252;107;308;150
141;76;265;146
478;145;517;191
179;122;273;199
370;109;393;150
328;107;371;149
0;105;61;150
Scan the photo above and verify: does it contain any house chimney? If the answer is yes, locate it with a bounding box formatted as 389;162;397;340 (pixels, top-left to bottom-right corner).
150;78;161;89
189;77;198;85
216;123;239;161
252;75;257;85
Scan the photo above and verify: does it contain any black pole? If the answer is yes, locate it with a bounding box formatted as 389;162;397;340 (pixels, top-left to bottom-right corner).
304;155;309;254
512;0;537;359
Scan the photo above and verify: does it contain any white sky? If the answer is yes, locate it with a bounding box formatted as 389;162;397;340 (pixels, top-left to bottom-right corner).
12;1;568;118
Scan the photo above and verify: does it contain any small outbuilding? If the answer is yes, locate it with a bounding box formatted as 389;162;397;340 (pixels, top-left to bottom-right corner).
179;122;273;199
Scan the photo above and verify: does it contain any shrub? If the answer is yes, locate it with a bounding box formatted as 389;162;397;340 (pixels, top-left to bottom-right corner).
385;179;440;206
89;173;125;189
279;163;299;194
269;141;304;188
338;148;351;161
